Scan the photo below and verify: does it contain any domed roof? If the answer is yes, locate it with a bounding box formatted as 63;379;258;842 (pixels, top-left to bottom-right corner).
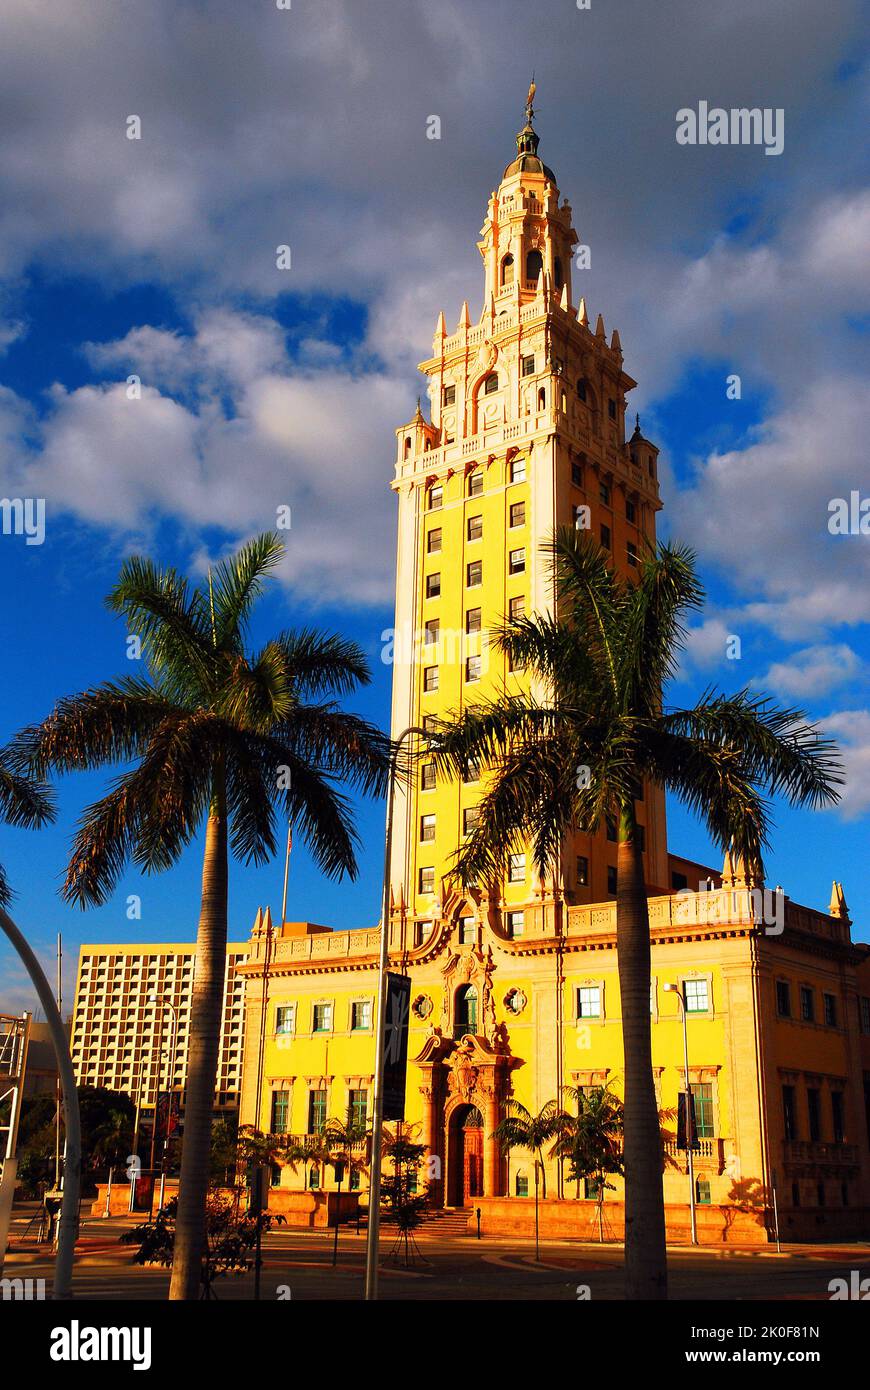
503;88;556;184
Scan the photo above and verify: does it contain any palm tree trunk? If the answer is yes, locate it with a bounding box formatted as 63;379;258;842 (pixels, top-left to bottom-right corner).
616;817;668;1299
533;1158;539;1261
333;1166;343;1266
169;784;228;1301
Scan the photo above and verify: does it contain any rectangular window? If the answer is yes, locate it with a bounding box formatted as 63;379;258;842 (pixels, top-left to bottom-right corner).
351;1001;371;1032
419;867;434;895
832;1091;845;1144
800;986;815;1022
466;654;481;683
467;470;483;498
861;997;870;1034
463;758;480;784
426;572;441;599
684;978;710;1014
521;354;535;377
605;815;617;842
509;595;525;621
422;715;438;734
509;852;526;883
576;855;589;886
467;559;482;587
515;1174;529;1197
424;618;440;646
783;1084;797;1141
428;484;443;511
571;460;584;486
607;865;617;896
312;1003;333;1033
420;813;436;842
459;916;475;945
423;665;439;693
626;498;636;523
442;385;455;405
577;986;601;1019
308;1089;327;1134
421;762;436;791
599;483;610;506
627;541;638;567
506;910;524;939
463;807;480;836
807;1087;821;1142
824;993;837;1027
467;514;483;542
509;501;525;528
509;548;526;575
584;1176;602;1201
608;398;617;420
690;1083;714;1138
275;1004;295;1036
776;980;791;1018
465;607;482;634
510;457;526;484
600;524;611;550
427;528;442;553
271;1088;291;1134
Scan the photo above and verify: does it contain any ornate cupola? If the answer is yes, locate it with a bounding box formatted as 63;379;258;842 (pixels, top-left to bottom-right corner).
477;81;578;312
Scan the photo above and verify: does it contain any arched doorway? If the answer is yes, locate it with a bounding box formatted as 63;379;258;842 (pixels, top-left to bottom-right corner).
447;1104;484;1206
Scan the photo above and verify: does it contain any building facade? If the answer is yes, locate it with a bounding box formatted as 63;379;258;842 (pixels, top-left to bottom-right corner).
70;942;248;1112
236;104;870;1243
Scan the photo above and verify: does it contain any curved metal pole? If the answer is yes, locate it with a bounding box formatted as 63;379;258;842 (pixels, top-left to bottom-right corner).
365;724;432;1302
0;905;81;1299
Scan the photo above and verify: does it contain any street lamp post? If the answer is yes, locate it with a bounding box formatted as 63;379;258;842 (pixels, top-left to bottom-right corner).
663;982;697;1246
148;994;178;1216
364;724;435;1302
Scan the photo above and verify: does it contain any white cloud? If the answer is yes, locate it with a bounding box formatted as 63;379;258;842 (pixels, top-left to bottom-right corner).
756;643;864;700
676;377;870;639
819;709;870;820
4;312;411;607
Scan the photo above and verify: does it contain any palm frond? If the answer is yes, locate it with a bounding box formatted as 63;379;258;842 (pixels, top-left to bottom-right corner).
208;532;284;647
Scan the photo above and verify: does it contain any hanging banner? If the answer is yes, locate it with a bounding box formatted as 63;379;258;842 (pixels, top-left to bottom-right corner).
382;972;412;1121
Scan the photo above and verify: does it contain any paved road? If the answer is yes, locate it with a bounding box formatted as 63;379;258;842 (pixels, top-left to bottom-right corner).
9;1218;870;1301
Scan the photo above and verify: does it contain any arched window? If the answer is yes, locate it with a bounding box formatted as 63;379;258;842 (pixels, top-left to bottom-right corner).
483;373;499;395
525;248;543;283
537;387;546;411
454;984;478;1039
554;256;563;290
501;254;514;286
404;436;412;459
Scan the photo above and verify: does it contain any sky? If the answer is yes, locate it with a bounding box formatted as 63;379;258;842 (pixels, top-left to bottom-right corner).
0;0;868;1015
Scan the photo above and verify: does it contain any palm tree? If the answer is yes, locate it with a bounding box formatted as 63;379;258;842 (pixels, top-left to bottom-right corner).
552;1084;624;1242
0;751;55;905
434;529;842;1298
492;1098;563;1261
322;1113;369;1265
11;532;392;1300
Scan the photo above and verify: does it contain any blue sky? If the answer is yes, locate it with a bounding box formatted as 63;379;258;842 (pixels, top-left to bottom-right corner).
1;0;868;1013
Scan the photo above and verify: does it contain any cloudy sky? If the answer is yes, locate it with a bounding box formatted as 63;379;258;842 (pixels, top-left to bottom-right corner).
1;0;868;1012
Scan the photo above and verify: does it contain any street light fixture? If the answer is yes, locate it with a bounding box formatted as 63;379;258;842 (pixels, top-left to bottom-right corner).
663;981;698;1245
364;723;440;1302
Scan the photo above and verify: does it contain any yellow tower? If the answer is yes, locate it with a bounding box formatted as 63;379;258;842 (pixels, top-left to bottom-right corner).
388;93;668;953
